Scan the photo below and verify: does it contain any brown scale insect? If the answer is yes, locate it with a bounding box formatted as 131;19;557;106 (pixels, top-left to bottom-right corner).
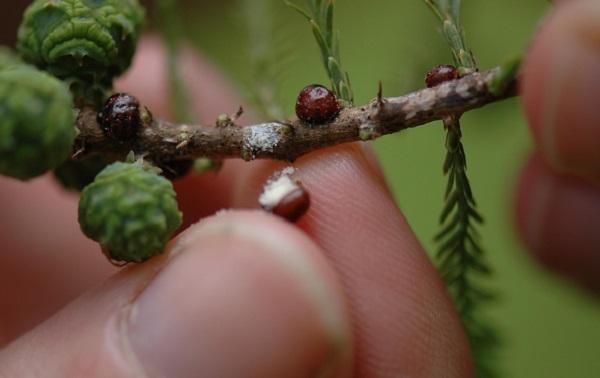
259;170;311;223
271;185;310;222
97;93;141;141
295;84;341;124
425;64;460;88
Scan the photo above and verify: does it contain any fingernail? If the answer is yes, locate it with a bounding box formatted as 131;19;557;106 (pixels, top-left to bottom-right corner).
124;211;351;377
538;1;600;175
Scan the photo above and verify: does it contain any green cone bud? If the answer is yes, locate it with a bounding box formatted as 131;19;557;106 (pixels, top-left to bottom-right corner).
17;0;145;86
79;162;183;263
0;66;76;180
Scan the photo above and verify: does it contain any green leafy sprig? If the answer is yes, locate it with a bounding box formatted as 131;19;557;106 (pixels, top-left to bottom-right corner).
424;1;499;377
286;0;353;104
436;118;500;378
424;0;476;70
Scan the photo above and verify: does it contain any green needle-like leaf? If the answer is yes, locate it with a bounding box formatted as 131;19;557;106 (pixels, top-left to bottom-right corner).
287;0;353;103
423;1;499;374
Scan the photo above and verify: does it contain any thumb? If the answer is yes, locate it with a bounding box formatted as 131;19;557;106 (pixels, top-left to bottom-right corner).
0;211;352;378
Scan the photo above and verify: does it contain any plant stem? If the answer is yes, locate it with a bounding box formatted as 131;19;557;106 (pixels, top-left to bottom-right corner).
73;67;516;163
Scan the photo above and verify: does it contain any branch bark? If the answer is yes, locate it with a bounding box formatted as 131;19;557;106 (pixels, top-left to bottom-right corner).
74;67;517;163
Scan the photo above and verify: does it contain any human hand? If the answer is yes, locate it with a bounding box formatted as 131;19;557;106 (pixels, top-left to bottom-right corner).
518;0;600;293
2;0;597;374
0;37;473;376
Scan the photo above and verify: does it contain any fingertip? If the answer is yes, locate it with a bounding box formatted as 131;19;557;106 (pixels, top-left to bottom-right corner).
0;175;115;344
127;210;353;377
172;167;233;229
522;0;600;178
229;143;474;376
0;210;353;377
515;154;600;293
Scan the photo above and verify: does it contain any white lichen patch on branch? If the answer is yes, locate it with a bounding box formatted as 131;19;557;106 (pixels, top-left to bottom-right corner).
397;93;424;120
359;121;380;141
456;81;473;98
437;82;453;98
242;122;288;160
419;88;438;111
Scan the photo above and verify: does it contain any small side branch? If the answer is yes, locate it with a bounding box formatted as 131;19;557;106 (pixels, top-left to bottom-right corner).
74;67;516;163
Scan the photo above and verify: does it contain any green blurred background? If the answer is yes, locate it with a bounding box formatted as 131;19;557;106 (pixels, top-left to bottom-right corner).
183;1;600;377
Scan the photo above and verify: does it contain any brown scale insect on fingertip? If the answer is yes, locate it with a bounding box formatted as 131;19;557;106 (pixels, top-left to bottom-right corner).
259;171;311;223
271;185;310;223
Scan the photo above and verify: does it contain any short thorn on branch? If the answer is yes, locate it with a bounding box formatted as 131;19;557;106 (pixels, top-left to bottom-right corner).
73;67;517;164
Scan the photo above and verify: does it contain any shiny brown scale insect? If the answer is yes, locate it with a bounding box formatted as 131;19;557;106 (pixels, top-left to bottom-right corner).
295;84;341;124
425;64;460;88
272;185;311;223
259;173;311;223
97;93;141;141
